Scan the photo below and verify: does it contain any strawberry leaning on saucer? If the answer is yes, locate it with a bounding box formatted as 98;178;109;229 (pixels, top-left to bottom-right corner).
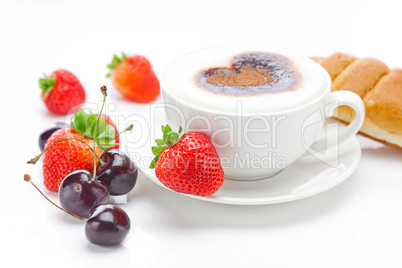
38;109;118;191
150;125;225;197
106;53;160;103
39;69;86;114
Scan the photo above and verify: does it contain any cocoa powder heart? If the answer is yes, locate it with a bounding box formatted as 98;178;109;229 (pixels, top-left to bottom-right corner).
196;52;300;95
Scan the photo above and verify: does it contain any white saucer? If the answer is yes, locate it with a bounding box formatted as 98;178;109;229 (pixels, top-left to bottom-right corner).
133;111;361;205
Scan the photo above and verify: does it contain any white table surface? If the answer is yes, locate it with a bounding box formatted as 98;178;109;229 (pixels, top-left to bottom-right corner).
2;0;402;267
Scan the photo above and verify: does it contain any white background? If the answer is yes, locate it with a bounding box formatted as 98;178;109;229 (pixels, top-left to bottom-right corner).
2;0;402;267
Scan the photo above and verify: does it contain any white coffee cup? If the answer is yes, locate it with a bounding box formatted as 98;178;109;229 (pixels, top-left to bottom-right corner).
160;46;365;180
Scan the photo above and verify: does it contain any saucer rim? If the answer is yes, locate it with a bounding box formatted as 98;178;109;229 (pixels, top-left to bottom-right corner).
137;135;361;205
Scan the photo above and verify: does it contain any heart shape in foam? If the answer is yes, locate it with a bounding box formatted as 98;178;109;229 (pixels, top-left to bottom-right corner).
195;51;301;95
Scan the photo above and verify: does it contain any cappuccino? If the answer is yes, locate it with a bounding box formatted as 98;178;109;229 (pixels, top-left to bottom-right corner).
161;46;364;180
163;46;330;114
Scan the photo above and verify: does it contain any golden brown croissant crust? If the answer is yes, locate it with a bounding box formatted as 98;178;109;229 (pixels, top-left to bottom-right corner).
312;53;402;149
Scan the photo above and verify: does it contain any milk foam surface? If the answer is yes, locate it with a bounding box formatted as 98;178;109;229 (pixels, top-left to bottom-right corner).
162;46;331;114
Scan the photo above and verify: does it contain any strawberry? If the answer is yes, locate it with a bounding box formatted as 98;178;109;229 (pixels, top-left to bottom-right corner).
41;108;118;191
39;69;86;114
42;128;104;191
107;53;160;103
150;125;225;197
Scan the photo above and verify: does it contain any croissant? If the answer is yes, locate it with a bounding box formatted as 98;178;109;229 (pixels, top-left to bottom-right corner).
311;53;402;149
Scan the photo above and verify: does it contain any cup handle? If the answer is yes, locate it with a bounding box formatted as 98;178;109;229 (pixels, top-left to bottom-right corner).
309;90;365;151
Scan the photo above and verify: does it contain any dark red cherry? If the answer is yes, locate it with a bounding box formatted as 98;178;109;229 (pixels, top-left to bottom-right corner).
85;204;130;246
59;170;110;218
96;149;138;196
39;122;70;150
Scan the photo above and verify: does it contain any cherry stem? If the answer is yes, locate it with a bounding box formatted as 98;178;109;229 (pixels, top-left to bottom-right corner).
115;124;133;138
24;174;88;222
27;138;105;166
93;86;108;178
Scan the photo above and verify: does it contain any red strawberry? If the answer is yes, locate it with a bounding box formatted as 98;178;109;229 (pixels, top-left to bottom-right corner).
42;128;104;191
107;53;160;103
39;69;86;114
41;108;119;191
150;125;225;197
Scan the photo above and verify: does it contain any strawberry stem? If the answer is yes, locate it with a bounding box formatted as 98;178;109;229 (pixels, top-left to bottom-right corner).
27;137;105;166
93;86;108;178
24;174;88;222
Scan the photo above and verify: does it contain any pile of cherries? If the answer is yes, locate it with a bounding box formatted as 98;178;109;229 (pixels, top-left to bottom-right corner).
27;88;138;247
59;147;137;246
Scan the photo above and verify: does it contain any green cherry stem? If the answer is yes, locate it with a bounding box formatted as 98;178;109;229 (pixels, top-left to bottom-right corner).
27;137;105;165
24;174;88;222
115;124;133;138
93;86;108;178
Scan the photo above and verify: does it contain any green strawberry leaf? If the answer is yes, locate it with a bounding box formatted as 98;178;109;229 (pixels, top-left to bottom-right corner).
71;109;118;150
155;139;165;145
98;117;107;136
70;121;77;133
74;112;86;134
149;156;159;169
39;73;56;97
90;118;97;137
106;52;127;78
162;125;173;141
98;142;119;149
85;114;97;137
90;117;107;137
152;145;167;156
98;125;116;141
86;114;97;126
149;124;183;169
